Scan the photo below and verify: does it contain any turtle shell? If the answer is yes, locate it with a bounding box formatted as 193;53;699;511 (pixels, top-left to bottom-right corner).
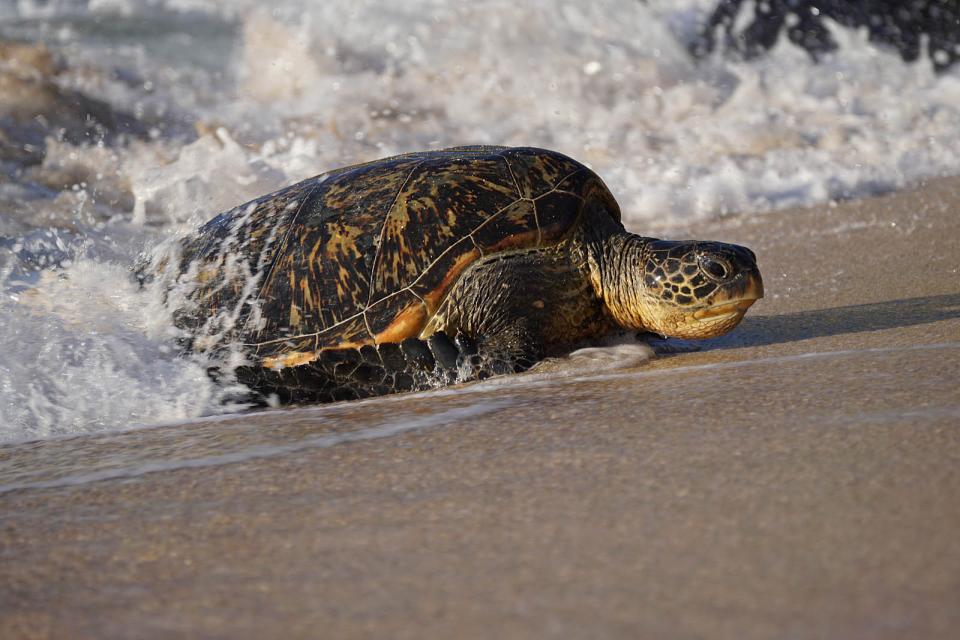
172;146;621;368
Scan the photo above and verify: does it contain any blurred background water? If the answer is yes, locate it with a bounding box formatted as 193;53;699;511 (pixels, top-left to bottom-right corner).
1;0;958;442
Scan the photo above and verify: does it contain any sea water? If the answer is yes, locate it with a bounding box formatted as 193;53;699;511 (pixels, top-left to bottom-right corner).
1;0;958;442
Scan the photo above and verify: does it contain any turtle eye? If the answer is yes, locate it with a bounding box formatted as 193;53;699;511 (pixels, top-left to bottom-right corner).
699;255;731;281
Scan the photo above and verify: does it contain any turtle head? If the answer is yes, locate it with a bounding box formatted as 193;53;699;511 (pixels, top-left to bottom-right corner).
602;237;764;339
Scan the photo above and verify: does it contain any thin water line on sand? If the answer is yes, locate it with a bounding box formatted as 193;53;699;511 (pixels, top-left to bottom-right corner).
0;400;518;495
1;341;956;496
572;340;960;384
461;340;960;394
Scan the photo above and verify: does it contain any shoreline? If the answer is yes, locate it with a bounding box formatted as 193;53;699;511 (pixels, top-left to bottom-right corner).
2;176;959;639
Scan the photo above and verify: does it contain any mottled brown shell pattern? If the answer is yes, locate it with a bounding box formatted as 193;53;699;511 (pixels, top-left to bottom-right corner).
174;146;621;368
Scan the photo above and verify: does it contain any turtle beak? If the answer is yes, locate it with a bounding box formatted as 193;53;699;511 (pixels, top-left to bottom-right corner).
747;270;764;300
693;297;757;320
693;270;763;321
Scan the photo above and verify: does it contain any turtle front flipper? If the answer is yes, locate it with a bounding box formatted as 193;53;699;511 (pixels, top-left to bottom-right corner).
390;330;540;389
451;327;543;381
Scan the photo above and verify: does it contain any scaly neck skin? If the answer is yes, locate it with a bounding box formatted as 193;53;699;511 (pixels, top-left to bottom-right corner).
584;230;657;331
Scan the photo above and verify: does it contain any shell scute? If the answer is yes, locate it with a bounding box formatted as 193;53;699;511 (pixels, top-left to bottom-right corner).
471;198;539;252
502;147;584;199
535;190;584;245
254;157;424;341
171;178;319;346
365;290;428;343
410;236;482;314
367;156;518;301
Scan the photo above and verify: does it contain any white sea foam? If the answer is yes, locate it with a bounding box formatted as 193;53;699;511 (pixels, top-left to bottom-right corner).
0;257;226;441
0;0;958;441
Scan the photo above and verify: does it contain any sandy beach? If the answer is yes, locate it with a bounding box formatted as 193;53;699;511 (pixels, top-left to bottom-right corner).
1;176;959;639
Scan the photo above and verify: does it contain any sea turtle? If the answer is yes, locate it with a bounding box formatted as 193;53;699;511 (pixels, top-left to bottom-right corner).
144;146;763;403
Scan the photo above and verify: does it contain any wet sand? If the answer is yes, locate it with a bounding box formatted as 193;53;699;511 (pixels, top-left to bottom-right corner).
2;177;959;639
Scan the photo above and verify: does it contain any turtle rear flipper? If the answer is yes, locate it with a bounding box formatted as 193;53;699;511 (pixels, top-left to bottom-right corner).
233;335;459;403
237;329;539;403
